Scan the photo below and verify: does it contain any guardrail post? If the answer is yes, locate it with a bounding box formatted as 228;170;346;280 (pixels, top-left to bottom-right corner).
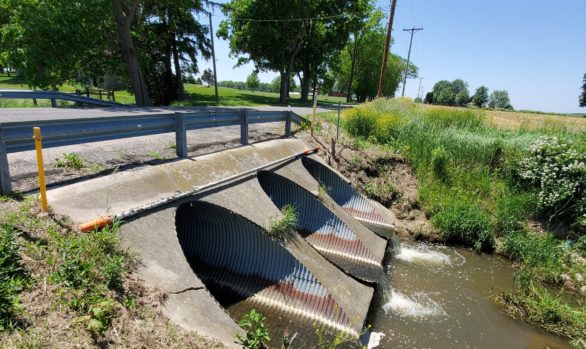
175;113;188;158
50;99;57;108
285;111;292;138
0;127;12;194
240;109;249;145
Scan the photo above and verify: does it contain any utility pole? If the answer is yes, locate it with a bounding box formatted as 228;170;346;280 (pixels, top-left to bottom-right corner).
208;12;219;102
376;0;398;98
401;27;423;97
417;77;424;99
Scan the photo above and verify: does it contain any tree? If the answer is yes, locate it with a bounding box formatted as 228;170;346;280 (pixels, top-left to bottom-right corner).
201;68;214;87
246;71;260;91
330;9;417;102
424;92;433;104
488;90;512;109
471;86;489;108
432;80;455;105
452;79;469;106
294;1;369;102
579;73;586;107
342;8;382;102
113;0;151;106
134;0;211;105
431;79;469;106
0;0;123;90
219;0;367;104
270;76;281;93
1;0;211;106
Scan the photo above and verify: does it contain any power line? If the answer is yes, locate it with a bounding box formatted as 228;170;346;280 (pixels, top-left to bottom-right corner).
229;12;366;22
401;27;423;97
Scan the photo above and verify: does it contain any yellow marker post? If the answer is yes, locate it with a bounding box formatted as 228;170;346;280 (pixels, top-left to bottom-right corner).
33;127;48;211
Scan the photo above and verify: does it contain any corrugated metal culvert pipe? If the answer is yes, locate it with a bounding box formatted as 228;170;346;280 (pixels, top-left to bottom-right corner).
175;201;355;343
257;171;384;283
302;157;395;237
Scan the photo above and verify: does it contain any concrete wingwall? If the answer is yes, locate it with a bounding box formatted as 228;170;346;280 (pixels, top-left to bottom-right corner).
46;139;397;347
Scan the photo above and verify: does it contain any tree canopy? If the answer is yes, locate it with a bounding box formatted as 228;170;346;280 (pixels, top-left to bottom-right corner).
0;0;119;90
329;9;417;102
471;86;489;108
218;0;369;103
0;0;211;106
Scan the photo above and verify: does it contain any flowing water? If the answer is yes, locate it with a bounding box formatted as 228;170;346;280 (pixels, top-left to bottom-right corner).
367;240;570;349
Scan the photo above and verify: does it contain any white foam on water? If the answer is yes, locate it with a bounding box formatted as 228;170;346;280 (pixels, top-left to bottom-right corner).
367;332;386;349
395;245;452;266
383;289;447;318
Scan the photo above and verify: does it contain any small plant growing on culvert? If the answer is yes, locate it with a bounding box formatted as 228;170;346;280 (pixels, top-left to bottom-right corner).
266;205;298;243
235;309;271;349
55;152;85;170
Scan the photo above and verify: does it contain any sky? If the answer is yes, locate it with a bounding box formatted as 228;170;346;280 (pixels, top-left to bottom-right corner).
198;0;586;114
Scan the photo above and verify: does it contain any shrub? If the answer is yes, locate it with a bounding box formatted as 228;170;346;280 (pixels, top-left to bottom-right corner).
343;108;378;139
516;137;586;231
431;204;494;252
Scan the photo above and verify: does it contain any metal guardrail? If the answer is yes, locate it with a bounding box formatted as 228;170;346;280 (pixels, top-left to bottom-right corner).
0;89;124;107
0;109;305;194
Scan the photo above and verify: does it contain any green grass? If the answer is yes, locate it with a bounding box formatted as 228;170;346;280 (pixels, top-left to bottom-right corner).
0;73;350;107
0;223;30;330
0;196;223;347
338;98;586;341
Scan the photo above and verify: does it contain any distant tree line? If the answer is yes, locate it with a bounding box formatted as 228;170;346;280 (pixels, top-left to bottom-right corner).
424;79;513;109
217;73;298;94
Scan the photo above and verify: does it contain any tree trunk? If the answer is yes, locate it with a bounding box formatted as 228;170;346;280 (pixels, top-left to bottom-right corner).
172;39;184;100
300;64;311;103
279;70;288;104
112;0;150;106
346;39;359;103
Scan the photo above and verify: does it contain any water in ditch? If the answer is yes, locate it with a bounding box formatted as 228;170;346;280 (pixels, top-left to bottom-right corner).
367;240;570;349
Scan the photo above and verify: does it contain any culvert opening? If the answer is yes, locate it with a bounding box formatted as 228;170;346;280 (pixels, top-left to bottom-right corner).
301;157;394;236
175;201;354;344
257;171;383;283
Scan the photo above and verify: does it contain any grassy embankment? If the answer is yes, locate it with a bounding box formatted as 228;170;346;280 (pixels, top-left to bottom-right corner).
0;197;222;347
0;73;348;107
318;99;585;345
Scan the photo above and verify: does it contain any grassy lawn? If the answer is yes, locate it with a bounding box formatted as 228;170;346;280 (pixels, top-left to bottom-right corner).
0;73;350;108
